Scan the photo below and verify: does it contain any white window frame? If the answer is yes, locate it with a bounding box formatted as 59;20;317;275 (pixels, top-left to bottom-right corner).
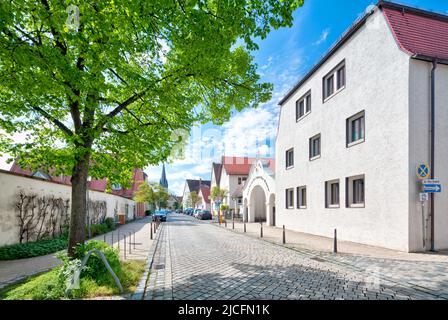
286;188;294;209
309;134;321;161
323;60;346;102
325;179;340;208
296;91;311;121
297;186;307;209
286;148;294;169
347;111;365;147
346;175;365;208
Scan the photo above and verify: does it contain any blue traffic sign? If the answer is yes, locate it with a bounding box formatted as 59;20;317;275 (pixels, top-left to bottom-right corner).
416;164;430;179
423;184;442;193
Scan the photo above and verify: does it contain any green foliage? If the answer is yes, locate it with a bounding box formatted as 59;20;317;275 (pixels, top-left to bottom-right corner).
0;238;67;260
104;217;115;230
0;260;145;300
187;191;201;208
210;186;228;203
134;182;169;209
74;240;121;281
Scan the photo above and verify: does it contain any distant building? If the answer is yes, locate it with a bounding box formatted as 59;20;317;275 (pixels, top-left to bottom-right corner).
181;179;211;209
10;160;148;218
210;156;275;217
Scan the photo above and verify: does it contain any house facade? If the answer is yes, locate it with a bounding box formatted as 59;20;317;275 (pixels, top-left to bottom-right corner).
276;1;448;252
182;179;211;209
211;156;274;217
242;158;276;225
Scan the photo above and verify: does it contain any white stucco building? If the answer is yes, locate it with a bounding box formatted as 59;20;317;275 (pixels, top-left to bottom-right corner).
181;179;211;209
242;158;276;225
276;1;448;252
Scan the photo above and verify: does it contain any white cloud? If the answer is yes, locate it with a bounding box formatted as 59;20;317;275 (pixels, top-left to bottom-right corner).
313;28;330;45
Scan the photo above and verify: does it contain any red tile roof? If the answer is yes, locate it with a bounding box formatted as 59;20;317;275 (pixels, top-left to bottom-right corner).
382;4;448;61
10;159;146;200
199;186;211;204
221;156;275;175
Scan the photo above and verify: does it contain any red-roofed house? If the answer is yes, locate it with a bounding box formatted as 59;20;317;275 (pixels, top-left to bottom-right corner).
276;1;448;252
9;160;148;218
211;156;275;216
198;185;211;211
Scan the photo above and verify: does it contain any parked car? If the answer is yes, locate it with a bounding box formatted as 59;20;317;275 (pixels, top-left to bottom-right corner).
187;208;194;216
197;210;212;220
153;210;167;222
193;209;202;218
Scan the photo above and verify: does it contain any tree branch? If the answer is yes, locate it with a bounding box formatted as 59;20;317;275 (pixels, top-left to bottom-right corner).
31;105;74;137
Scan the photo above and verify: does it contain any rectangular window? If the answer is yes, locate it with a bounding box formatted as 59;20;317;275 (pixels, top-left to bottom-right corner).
346;175;365;208
237;197;243;205
295;91;311;121
286;148;294;169
347;111;365;146
286;188;294;209
238;177;247;185
337;65;346;90
297;186;307;209
353;179;364;204
325;180;340;208
323;60;346;101
309;134;321;160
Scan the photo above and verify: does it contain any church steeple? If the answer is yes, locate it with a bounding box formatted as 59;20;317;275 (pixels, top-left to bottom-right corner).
159;163;168;189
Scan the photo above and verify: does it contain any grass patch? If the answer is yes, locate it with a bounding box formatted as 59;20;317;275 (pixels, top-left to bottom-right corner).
0;260;146;300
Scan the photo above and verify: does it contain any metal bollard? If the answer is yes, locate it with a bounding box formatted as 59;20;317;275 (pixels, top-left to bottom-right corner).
232;217;234;230
260;222;263;238
104;234;106;244
129;232;132;255
283;225;286;244
224;219;227;228
244;222;246;233
123;234;126;260
150;222;153;240
112;233;114;248
117;231;120;251
134;231;136;250
333;228;338;254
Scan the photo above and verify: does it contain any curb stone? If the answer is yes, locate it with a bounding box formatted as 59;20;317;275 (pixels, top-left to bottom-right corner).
130;222;164;300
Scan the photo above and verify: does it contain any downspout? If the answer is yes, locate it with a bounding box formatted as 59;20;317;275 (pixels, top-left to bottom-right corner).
430;59;437;252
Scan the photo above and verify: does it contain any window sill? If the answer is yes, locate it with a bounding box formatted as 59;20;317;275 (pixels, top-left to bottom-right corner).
309;155;321;162
287;206;295;210
286;166;294;171
296;111;311;123
349;203;365;208
327;204;340;209
323;86;345;103
298;206;307;209
347;139;365;148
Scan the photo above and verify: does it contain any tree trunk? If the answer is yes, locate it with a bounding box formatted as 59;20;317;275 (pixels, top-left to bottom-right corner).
68;154;90;257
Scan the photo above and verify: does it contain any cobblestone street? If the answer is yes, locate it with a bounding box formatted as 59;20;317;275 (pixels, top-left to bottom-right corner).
143;214;447;300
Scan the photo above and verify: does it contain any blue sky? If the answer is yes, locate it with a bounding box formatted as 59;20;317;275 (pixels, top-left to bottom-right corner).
147;0;448;196
1;0;446;195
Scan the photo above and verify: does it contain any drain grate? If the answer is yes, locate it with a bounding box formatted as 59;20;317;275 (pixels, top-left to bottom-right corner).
154;264;165;270
310;257;326;263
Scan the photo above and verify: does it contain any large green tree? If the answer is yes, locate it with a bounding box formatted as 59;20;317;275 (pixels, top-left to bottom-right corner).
0;0;303;256
134;182;169;210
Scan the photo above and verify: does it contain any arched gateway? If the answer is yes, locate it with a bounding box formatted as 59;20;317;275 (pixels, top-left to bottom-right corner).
242;158;276;226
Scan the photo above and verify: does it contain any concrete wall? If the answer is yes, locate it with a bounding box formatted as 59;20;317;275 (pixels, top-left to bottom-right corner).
0;171;136;246
408;60;448;251
275;10;412;251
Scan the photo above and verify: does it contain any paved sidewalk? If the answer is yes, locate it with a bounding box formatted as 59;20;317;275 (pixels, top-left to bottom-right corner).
0;217;154;289
218;220;448;262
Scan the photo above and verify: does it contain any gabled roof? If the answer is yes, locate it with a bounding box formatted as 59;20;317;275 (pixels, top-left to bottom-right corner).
278;1;448;106
221;156;275;175
212;163;223;186
186;179;211;193
199;186;211;204
381;1;448;62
